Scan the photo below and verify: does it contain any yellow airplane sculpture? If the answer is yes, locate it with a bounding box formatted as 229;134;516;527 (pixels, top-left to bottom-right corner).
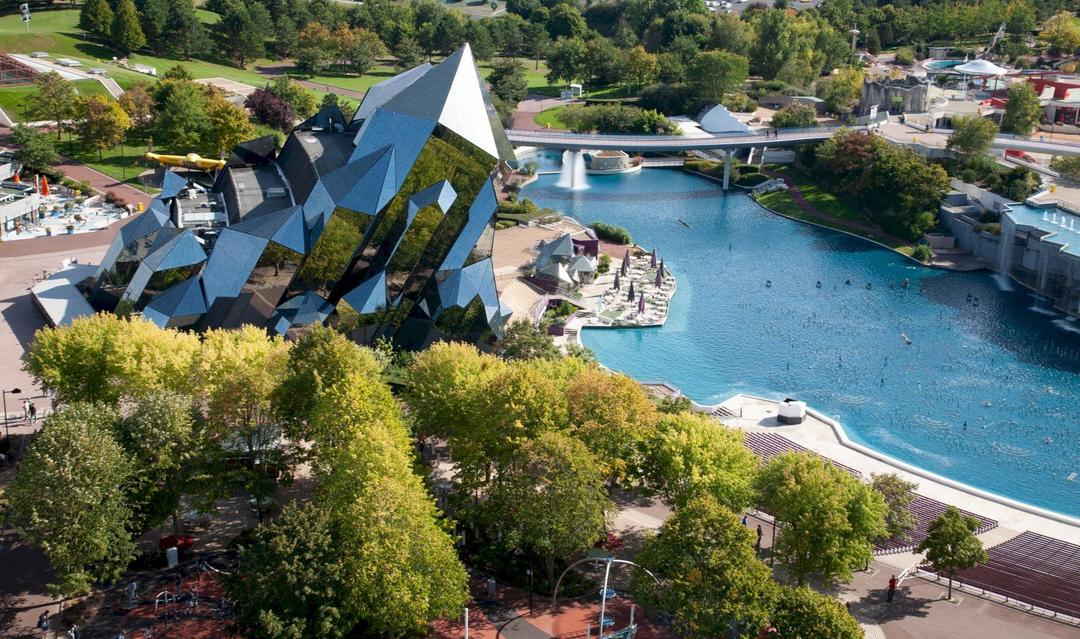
144;152;226;171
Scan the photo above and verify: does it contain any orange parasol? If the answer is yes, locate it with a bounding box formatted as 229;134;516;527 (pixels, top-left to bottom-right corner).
40;175;49;196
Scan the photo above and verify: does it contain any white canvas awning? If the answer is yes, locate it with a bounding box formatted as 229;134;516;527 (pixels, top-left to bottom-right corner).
953;60;1009;76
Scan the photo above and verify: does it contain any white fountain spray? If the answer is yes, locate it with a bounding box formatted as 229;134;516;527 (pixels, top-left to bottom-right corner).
555;150;589;190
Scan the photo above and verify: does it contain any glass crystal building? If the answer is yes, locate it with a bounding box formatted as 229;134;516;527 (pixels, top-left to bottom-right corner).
80;45;514;348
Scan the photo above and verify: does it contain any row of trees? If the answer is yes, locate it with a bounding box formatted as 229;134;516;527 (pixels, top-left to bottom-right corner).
20;66;329;166
807;130;953;240
15;318;467;636
560;103;682;135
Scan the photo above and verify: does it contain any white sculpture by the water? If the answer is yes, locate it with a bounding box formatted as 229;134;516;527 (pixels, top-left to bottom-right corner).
556;150;589;190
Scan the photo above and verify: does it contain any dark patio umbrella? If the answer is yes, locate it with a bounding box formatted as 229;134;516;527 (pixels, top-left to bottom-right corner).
650;249;657;268
613;272;620;290
654;268;663;288
638;292;645;313
623;249;631;269
659;258;665;279
627;281;635;302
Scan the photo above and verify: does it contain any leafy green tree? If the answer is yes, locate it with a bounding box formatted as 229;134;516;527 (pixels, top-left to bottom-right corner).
214;0;273;66
487;431;611;585
1041;11;1080;56
750;9;796;79
80;0;114;39
710;12;752;55
404;341;507;437
75;96;132;159
565;367;658;484
916;506;988;600
154;79;211;150
269;76;318;120
114;391;203;532
870;473;917;541
547;3;587;39
275;325;383;436
194;327;290;517
632;495;776;638
26;72;78;140
137;0;170;55
295;21;336;75
202;92;255;156
642;412;758;511
343;28;388;77
816;67;864;117
1000;83;1042;135
755;452;887;585
770;102;817;128
338;474;469;637
497;320;561;360
947;115;998;160
1004;0;1037;34
10;124;59;172
165;0;207;60
771;585;863;639
1052;155;1080;182
546;36;589;86
687;50;749;102
522;21;550;70
7;404;135;596
25;314;200;405
623;46;659;93
119;82;155;138
228;503;353;639
112;0;147;55
393;35;424;71
866;143;951;240
487;58;529;105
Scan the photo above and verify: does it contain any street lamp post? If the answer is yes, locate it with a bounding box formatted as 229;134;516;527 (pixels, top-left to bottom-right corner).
527;568;533;616
2;387;22;442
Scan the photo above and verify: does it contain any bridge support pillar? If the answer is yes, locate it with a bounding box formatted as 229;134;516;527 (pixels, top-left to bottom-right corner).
723;151;732;190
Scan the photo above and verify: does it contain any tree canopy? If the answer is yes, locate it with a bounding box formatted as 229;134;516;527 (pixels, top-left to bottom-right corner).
916;506;988;599
755;452;887;585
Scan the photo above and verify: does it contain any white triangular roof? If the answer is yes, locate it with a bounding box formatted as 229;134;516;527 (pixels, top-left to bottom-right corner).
697;104;751;134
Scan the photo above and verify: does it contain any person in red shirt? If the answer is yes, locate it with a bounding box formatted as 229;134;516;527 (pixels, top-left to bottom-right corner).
887;575;898;603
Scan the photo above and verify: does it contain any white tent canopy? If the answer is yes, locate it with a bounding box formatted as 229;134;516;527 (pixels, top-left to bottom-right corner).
952;59;1010;76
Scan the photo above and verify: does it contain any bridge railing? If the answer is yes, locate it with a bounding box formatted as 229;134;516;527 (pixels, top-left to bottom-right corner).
505;125;863;143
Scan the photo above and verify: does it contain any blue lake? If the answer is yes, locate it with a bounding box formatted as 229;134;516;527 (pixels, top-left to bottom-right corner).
523;169;1080;518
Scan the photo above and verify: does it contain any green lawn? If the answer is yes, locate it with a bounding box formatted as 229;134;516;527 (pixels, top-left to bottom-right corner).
766;165;864;223
58;136;167;190
0;78;115;122
535;106;571;130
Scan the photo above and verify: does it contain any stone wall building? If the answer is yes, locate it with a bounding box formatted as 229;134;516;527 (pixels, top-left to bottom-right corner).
859;76;929;116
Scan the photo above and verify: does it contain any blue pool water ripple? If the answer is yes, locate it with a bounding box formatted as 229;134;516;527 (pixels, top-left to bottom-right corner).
523;170;1080;517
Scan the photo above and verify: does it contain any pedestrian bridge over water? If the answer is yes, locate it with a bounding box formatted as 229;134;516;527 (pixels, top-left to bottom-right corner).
505;127;1080;157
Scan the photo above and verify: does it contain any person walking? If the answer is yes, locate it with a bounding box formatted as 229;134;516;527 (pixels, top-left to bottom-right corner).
28;402;37;423
887;574;897;603
22;398;30;422
741;514;748;526
755;524;764;554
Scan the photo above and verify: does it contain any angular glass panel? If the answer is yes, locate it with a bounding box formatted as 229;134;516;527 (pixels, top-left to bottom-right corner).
137;264;204;309
291;207;372;298
433;295;496;346
385;203;445;301
243;242;304;315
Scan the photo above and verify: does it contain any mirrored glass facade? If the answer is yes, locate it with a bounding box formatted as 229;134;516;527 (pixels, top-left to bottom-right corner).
84;44;512;347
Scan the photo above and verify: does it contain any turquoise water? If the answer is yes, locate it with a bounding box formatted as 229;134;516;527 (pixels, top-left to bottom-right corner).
523;170;1080;518
926;59;966;71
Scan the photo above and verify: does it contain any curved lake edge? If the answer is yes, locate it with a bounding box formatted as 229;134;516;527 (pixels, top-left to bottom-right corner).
525;168;1080;521
683;166;943;271
571;179;1080;526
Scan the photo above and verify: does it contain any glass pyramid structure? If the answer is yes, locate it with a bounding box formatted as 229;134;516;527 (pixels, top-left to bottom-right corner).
81;44;513;347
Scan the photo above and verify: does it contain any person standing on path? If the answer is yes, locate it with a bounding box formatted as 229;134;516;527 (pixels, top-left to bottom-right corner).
28;401;37;422
755;524;763;554
887;575;897;603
